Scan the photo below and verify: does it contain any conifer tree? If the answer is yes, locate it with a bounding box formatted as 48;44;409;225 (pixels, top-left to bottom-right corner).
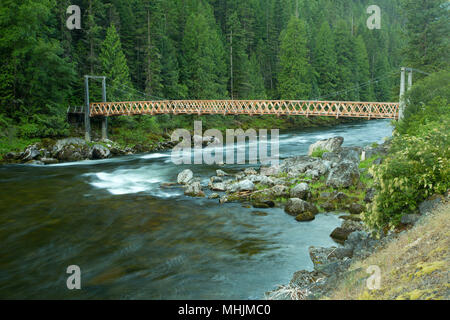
182;8;227;99
313;21;337;99
99;25;134;101
354;35;374;101
277;16;311;99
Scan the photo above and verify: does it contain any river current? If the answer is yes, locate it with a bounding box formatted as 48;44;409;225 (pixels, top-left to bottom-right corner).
0;120;393;299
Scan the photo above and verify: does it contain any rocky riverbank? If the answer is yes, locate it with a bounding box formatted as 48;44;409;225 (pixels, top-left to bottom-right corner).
168;135;448;299
0;137;177;165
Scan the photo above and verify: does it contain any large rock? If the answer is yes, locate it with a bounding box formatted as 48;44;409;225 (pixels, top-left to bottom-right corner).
290;183;311;200
52;138;89;161
184;181;205;197
177;169;194;184
216;169;229;177
90;144;111;159
330;220;364;244
309;246;353;267
349;203;365;215
418;196;443;215
400;214;421;225
284;198;319;217
247;175;274;186
210;182;226;192
260;165;280;176
270;185;290;198
21;144;40;161
308;137;344;156
326;161;360;188
228;179;255;192
339;147;361;165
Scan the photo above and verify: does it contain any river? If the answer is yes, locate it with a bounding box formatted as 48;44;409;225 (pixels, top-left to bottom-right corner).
0;119;393;299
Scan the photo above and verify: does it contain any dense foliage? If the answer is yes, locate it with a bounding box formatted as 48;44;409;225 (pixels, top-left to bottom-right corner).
0;0;405;144
363;73;450;229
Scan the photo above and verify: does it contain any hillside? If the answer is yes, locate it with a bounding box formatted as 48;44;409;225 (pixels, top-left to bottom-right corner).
327;200;449;300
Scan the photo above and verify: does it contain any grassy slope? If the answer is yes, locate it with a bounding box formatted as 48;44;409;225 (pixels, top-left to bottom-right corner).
327;202;449;300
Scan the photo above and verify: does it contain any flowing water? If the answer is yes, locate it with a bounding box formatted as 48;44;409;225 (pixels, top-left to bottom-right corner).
0;120;393;299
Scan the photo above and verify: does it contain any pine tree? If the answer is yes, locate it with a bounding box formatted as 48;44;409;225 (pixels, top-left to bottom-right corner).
278;16;311;100
334;20;355;101
182;6;227;99
313;21;337;99
99;25;134;101
402;0;450;72
354;35;374;101
227;11;252;99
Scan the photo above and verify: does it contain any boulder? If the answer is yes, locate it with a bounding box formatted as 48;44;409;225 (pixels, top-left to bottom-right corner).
331;220;364;244
210;182;226;192
305;169;320;180
309;246;353;267
90;144;111;159
52;138;89;161
321;201;336;212
247;175;274;186
209;193;220;199
326;161;360;188
308;137;344;156
260;165;280;176
252;201;275;209
295;212;316;222
349;203;365;215
270;185;290;198
284;198;319;216
330;227;353;244
419;196;443;215
4;152;19;161
21;145;40;161
184;181;205;197
338;147;361;165
216;169;229;177
400;214;421;225
290;183;311;200
177;169;194;184
228;180;255;192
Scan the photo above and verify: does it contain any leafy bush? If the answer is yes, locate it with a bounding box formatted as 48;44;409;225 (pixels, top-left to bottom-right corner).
311;148;327;158
363;121;450;229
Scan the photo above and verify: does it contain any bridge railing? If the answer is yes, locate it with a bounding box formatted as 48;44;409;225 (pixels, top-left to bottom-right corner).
89;100;399;119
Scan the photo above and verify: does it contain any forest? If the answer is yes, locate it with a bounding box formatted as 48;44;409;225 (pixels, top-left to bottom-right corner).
0;0;448;152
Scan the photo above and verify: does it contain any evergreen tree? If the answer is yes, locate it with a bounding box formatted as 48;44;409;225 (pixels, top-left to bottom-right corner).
277;16;311;99
313;21;337;99
99;25;134;101
402;0;450;72
334;20;355;101
182;7;227;99
354;35;374;101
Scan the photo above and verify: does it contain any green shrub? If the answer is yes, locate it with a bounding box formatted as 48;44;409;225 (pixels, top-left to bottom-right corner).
311;147;327;158
363;122;450;229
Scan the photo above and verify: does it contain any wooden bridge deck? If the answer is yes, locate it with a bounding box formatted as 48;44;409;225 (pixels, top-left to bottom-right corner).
89;100;399;119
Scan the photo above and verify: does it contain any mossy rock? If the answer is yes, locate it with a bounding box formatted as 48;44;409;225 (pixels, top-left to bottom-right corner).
295;212;315;222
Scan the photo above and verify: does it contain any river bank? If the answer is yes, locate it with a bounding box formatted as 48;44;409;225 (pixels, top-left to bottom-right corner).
169;133;448;300
0;116;357;164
